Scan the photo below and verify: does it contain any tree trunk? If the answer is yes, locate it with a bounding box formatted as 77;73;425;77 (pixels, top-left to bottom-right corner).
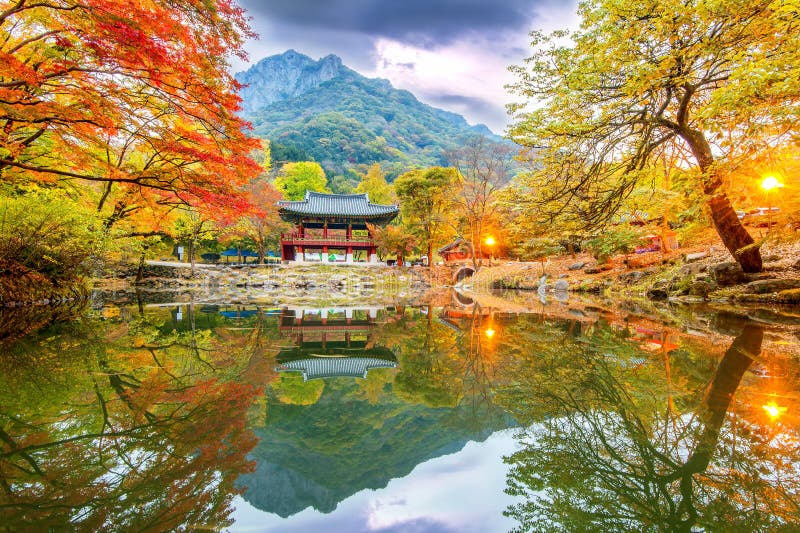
682;128;762;273
135;251;146;285
707;194;762;273
671;318;763;530
682;320;762;474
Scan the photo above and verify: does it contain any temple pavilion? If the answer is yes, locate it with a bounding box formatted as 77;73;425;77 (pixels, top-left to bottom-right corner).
278;191;399;263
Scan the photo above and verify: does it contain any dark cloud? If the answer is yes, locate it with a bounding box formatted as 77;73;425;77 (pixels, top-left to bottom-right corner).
232;0;577;131
238;0;541;48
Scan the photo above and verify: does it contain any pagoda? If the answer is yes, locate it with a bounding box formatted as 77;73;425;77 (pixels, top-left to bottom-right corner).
278;191;399;263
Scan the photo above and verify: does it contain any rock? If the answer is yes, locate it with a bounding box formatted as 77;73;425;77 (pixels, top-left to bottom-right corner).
777;289;800;304
618;270;646;284
553;280;570;292
600;264;613;271
670;295;705;303
745;278;800;294
689;281;716;298
538;275;548;288
709;262;747;286
746;272;777;282
558;273;569;279
585;267;601;275
568;262;586;271
683;251;708;262
793;259;800;271
679;263;706;276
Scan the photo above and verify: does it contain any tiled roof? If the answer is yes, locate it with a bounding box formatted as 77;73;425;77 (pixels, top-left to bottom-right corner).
278;191;399;220
438;237;467;253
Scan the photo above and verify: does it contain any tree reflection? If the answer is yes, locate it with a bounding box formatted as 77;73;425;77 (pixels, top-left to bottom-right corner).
0;307;259;530
502;314;800;531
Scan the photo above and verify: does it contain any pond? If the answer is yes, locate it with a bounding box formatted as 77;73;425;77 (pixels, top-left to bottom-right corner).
1;291;799;531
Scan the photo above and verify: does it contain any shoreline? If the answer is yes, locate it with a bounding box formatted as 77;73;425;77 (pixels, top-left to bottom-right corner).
4;241;800;309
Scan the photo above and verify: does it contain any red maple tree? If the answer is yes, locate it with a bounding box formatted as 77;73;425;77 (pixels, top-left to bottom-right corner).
0;0;262;219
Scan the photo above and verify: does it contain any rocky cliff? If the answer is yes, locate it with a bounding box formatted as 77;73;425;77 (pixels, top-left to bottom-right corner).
235;50;345;113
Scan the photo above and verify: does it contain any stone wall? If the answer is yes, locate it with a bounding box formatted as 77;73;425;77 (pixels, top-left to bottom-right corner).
131;263;431;304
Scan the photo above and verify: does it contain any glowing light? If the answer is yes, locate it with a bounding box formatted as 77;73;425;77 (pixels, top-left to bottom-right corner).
762;401;787;421
485;328;496;339
484;236;496;246
761;174;784;191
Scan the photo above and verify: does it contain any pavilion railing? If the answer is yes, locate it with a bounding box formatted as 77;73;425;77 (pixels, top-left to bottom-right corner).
280;233;374;247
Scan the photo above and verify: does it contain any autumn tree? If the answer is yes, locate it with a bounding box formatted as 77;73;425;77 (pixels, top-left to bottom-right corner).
274;162;329;200
367;223;416;265
508;0;800;273
355;163;396;205
219;180;286;263
0;0;262;228
172;208;218;273
446;136;514;268
394;167;458;265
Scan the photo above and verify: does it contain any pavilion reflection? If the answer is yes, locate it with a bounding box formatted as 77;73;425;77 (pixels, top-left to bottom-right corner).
275;307;398;380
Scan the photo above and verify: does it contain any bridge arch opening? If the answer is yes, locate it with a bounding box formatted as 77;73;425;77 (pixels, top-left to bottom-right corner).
453;266;475;284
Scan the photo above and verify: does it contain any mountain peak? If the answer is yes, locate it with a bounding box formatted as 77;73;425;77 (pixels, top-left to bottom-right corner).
235;51;345;113
236;50;502;180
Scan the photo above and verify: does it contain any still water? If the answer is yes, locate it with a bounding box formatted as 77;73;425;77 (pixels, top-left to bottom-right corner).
1;291;799;532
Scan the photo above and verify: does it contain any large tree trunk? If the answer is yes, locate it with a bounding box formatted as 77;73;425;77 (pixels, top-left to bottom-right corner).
707;194;762;273
683;128;763;273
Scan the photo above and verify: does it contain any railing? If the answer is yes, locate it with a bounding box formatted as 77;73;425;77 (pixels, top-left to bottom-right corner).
280;233;374;247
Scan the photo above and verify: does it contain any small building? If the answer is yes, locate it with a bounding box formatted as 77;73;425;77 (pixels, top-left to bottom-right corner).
438;238;472;262
278;192;399;263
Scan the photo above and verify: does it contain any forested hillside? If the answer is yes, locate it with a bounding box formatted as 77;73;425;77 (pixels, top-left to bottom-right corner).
236;50;498;179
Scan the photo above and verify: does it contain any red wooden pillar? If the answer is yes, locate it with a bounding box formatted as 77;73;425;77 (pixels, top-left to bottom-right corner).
323;221;328;239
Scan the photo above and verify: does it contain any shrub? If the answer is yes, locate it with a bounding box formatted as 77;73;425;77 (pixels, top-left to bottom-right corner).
0;189;107;283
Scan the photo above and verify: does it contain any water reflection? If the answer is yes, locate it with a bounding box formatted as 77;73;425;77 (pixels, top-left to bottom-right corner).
275;307;398;381
1;294;799;531
501;311;800;531
0;303;258;530
236;303;511;519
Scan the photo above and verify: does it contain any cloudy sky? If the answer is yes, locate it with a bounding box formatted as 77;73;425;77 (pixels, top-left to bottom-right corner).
232;0;580;134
